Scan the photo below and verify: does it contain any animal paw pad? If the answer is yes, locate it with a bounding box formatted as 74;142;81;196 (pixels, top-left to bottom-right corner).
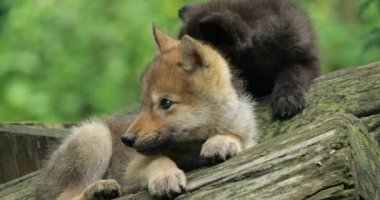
200;135;242;162
148;170;186;199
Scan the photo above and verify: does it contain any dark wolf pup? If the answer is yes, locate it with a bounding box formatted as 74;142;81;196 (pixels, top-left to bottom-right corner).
36;27;258;200
179;0;321;118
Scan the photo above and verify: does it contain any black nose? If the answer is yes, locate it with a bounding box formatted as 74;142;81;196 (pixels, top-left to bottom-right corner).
121;133;136;147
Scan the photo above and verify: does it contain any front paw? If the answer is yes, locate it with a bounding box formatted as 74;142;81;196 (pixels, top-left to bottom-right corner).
82;180;121;200
272;86;306;118
200;135;242;163
148;169;186;199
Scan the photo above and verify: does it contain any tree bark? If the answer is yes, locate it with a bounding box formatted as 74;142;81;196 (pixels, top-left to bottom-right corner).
0;123;68;183
0;61;379;200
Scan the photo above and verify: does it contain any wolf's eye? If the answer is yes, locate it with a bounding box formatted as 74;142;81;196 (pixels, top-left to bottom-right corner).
159;98;172;110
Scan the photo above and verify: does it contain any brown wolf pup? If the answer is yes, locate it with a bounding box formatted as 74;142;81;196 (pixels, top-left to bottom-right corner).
36;27;258;200
178;0;321;118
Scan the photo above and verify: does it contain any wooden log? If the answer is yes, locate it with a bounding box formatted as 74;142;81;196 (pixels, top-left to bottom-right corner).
257;61;380;143
0;172;38;200
0;61;379;199
361;113;380;146
122;114;378;199
0;123;68;183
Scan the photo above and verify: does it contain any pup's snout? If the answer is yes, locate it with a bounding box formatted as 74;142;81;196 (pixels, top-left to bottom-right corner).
121;133;136;147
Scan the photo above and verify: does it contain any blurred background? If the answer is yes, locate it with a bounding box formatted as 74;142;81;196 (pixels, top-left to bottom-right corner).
0;0;379;122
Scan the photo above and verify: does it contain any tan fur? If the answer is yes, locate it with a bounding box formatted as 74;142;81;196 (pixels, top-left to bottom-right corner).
200;134;243;160
58;187;83;200
126;29;257;150
122;27;257;197
146;157;186;198
120;154;185;196
36;27;257;200
37;121;114;200
71;180;121;200
153;26;179;53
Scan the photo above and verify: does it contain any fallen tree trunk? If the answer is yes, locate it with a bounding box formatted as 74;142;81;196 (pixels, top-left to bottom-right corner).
0;61;379;199
123;114;380;199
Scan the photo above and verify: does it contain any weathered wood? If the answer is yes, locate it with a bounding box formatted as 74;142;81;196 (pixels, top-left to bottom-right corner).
0;61;379;199
122;114;375;200
0;172;38;200
349;116;380;200
0;124;68;184
361;113;380;146
257;61;380;142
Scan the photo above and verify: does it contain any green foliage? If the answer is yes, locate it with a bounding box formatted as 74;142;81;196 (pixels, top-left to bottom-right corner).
296;0;380;72
0;0;379;122
361;0;380;50
0;0;197;122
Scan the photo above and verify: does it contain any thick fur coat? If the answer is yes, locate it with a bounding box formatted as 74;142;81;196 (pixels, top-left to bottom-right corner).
36;27;258;200
178;0;321;118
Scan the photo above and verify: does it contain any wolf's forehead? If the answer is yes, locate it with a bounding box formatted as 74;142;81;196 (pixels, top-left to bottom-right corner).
160;49;182;65
148;59;181;78
148;50;185;78
146;69;189;91
142;58;190;94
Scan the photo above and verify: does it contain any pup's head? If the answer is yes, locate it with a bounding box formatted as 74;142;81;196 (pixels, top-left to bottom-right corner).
121;26;234;155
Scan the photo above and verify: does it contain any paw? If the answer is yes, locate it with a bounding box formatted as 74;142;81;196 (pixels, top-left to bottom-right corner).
148;169;186;199
83;180;121;200
200;135;242;163
272;86;306;118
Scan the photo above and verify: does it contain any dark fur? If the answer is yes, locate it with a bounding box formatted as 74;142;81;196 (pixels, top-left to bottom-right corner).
178;0;321;118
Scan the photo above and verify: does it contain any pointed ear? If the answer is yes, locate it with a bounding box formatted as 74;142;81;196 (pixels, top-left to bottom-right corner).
180;35;209;73
152;25;177;53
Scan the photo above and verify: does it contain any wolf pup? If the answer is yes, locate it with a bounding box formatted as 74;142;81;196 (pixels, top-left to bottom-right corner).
178;0;321;118
36;27;258;200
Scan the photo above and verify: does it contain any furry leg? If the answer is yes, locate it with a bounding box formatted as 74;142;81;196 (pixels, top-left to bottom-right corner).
72;179;121;200
123;155;186;199
272;63;319;118
36;121;114;200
